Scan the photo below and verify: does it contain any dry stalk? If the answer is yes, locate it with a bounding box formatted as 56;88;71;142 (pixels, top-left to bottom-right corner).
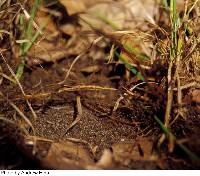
59;85;117;93
58;36;103;85
61;96;83;137
107;44;115;63
113;82;146;111
19;3;43;35
173;81;200;90
58;52;86;85
24;92;52;99
6;98;35;133
175;38;183;115
0;52;38;120
26;136;54;144
164;58;173;127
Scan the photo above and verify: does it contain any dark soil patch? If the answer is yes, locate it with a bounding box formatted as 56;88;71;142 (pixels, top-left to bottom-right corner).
0;0;200;170
1;57;200;169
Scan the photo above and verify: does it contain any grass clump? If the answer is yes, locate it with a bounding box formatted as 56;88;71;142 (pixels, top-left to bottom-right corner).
16;0;42;80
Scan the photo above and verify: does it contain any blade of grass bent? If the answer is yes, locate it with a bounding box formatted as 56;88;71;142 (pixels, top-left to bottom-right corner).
115;51;145;81
154;115;200;162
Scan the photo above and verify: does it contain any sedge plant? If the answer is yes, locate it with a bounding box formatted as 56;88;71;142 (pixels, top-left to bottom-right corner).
16;0;41;80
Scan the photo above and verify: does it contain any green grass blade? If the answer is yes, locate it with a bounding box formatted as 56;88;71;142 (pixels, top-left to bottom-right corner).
23;22;46;54
170;0;178;58
16;14;26;80
115;51;145;81
16;0;44;81
26;0;41;38
163;0;169;9
15;58;25;80
123;43;150;62
31;0;41;19
19;14;24;31
16;21;46;80
19;14;26;55
154;115;200;162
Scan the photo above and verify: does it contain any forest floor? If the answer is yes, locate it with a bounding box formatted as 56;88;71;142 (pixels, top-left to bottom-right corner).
0;0;200;169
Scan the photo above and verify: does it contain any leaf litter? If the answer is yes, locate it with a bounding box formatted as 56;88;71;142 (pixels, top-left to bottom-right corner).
0;0;200;169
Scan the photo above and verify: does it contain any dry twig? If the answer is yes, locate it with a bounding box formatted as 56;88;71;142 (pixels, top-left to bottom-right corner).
0;52;38;120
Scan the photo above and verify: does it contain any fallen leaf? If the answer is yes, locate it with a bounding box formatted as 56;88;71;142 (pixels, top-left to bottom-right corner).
27;38;86;66
80;65;101;73
96;149;114;168
59;0;113;15
120;34;152;70
191;89;200;110
59;0;86;15
42;140;95;169
59;24;78;36
112;137;154;166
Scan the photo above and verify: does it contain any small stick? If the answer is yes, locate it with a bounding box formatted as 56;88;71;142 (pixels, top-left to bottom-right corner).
61;96;83;137
113;82;146;111
59;85;117;93
0;52;37;120
58;36;103;85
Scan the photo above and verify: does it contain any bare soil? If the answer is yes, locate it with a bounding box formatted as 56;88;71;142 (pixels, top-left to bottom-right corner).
0;56;200;169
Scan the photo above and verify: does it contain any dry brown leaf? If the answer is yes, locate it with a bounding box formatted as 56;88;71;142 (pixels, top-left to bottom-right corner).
59;0;113;15
191;89;200;110
96;149;114;168
120;34;152;70
27;45;69;65
41;140;94;169
79;3;125;31
112;137;154;166
35;4;58;34
59;0;86;15
78;0;159;32
59;24;78;36
80;65;101;73
27;37;86;66
126;0;157;24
